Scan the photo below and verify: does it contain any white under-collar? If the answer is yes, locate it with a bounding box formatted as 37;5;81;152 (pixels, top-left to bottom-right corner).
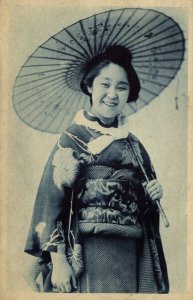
72;110;130;154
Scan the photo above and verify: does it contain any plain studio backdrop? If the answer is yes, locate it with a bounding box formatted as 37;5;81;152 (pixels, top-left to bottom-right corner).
7;4;188;293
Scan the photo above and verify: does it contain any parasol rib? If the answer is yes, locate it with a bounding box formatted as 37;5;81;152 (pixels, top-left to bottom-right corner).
137;70;175;79
79;20;94;57
135;65;179;70
130;32;184;52
17;67;71;78
126;24;180;50
139;79;166;87
13;75;65;97
18;81;66;112
93;14;97;55
133;58;183;63
30;55;85;63
14;71;66;88
51;36;89;60
122;17;171;47
22;64;68;68
15;78;71;109
14;78;65;105
128;102;138;112
40;89;79;130
131;40;184;56
47;92;81;132
114;14;160;46
138;97;149;104
30;88;74;127
140;87;158;97
97;11;111;53
133;49;184;59
64;27;91;58
22;85;66;120
110;10;150;47
100;9;126;52
123;24;178;50
40;45;86;63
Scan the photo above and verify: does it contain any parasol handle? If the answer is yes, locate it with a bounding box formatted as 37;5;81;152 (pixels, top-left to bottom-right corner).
156;201;170;228
128;138;170;228
138;161;170;228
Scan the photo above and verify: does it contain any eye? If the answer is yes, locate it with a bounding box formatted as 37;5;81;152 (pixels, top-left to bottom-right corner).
117;86;128;91
101;83;110;88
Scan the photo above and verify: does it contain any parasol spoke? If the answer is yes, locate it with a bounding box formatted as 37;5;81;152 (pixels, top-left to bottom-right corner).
137;70;173;80
97;11;111;53
17;67;71;78
121;16;172;48
13;75;65;96
79;20;94;57
137;97;149;106
37;88;78;130
140;86;159;97
127;102;138;113
50;36;89;60
133;58;183;63
54;92;86;133
30;55;84;63
39;45;87;63
100;9;126;52
131;39;184;56
21;84;67;120
110;9;150;47
21;63;69;68
138;78;167;87
133;49;184;60
129;32;184;52
124;23;178;50
30;89;74;128
93;14;97;55
63;27;91;59
19;84;69;112
14;78;66;105
46;91;79;132
114;13;161;46
14;71;66;88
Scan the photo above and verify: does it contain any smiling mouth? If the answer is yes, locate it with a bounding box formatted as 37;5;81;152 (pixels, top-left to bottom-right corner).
103;101;118;107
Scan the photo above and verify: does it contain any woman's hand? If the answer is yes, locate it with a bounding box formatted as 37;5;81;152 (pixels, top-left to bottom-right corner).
51;252;77;293
144;179;163;202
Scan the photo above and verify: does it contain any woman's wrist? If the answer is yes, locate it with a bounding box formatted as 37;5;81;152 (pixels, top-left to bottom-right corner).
51;252;69;265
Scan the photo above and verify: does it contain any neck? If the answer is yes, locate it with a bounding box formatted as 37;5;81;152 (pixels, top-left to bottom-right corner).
89;109;116;126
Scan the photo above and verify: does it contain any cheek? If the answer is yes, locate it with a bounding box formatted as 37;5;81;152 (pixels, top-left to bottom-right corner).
92;88;106;103
119;92;129;106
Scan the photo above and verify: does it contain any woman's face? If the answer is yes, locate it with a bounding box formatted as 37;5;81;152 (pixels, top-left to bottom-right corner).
88;63;130;123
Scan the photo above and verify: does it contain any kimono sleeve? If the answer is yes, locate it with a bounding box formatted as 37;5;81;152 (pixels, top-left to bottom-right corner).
24;133;79;261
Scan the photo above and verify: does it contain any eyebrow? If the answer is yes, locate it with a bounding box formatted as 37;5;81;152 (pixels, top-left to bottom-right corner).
99;77;129;85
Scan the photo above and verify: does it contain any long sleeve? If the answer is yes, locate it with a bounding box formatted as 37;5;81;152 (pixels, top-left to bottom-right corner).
24;132;80;261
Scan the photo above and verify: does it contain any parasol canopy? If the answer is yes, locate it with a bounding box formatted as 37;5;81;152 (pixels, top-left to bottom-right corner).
12;7;185;134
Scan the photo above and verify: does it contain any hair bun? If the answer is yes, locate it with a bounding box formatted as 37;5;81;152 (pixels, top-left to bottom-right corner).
104;45;132;62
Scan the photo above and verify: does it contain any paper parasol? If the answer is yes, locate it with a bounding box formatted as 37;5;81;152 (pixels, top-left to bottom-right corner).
12;8;185;133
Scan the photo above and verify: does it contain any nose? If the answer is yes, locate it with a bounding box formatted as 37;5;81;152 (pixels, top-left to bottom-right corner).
107;87;117;99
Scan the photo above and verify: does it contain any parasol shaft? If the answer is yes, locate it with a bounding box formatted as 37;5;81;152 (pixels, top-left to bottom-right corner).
128;138;170;228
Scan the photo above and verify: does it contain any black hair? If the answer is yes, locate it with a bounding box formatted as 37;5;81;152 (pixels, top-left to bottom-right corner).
80;45;140;103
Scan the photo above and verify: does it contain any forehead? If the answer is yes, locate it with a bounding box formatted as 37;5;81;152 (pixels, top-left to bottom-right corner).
96;63;128;83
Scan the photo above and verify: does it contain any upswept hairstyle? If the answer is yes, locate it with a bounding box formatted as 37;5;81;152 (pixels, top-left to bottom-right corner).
80;45;140;102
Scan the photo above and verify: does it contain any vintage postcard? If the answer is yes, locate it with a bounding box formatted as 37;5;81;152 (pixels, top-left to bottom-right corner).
0;0;192;299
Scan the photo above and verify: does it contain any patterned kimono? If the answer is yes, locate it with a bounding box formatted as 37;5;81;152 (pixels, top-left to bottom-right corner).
24;111;169;293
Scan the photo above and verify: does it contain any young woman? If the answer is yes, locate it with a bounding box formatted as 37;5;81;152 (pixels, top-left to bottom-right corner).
24;45;169;293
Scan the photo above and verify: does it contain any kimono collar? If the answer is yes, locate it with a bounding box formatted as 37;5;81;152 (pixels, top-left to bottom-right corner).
73;110;130;154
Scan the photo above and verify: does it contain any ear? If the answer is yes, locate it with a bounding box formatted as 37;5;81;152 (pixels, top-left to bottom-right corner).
87;85;93;94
